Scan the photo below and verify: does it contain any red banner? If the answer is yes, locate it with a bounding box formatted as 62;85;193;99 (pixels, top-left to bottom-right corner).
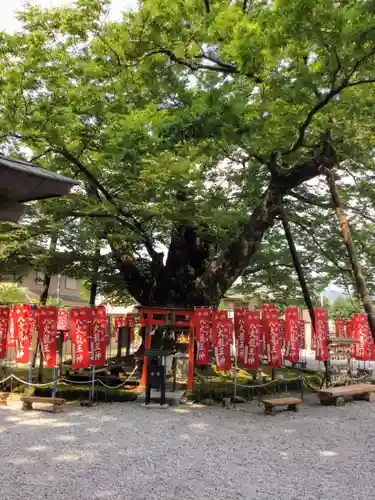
243;311;261;370
299;320;306;349
284;308;300;363
70;307;91;370
0;308;10;360
346;319;353;339
262;308;282;367
7;310;15;347
212;311;232;371
353;314;369;361
91;306;107;366
14;305;32;363
126;314;136;345
114;316;125;343
279;319;286;348
261;305;278;347
234;308;249;362
368;329;375;361
38;306;58;368
57;309;69;331
194;308;211;365
315;308;328;361
335;318;345;338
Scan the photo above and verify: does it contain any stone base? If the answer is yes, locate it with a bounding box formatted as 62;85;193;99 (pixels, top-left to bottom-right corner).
141;403;169;409
137;389;185;407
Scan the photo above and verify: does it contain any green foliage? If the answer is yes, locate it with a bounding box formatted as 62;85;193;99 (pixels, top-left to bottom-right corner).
0;284;29;304
327;296;362;320
0;0;375;306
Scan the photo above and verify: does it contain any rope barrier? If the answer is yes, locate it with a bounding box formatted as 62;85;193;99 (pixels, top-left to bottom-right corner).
0;368;139;389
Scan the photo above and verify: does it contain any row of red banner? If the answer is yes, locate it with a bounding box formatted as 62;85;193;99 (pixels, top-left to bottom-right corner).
195;307;375;370
195;307;308;370
0;305;134;370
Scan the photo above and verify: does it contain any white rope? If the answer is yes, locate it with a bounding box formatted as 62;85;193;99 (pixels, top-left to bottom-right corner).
97;365;138;389
0;368;139;389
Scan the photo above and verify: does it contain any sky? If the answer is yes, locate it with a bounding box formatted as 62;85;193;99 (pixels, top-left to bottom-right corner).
0;0;134;32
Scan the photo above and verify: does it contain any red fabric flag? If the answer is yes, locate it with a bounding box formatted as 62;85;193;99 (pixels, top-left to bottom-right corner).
70;307;91;370
38;306;58;368
243;311;261;370
234;308;249;362
311;314;318;350
0;307;10;360
299;320;306;349
279;319;286;348
315;308;328;361
353;314;369;361
346;319;353;338
7;309;15;347
194;308;211;365
367;329;375;361
335;318;345;338
91;306;107;366
284;308;300;363
212;311;232;371
57;309;69;331
262;307;282;367
14;304;32;363
114;316;126;343
126;314;136;345
261;305;278;347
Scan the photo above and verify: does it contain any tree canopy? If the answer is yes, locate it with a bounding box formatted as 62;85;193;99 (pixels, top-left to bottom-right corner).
0;0;375;308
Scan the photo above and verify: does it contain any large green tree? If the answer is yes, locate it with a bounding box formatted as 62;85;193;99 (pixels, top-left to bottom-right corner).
1;0;375;308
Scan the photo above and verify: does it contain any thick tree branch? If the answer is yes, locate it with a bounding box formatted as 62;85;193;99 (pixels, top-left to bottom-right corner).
203;0;210;13
57;147;163;267
196;137;337;304
289;217;351;273
149;48;263;82
288;191;331;209
283;48;375;156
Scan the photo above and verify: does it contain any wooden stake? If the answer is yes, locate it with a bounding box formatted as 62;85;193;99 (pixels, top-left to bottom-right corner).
322;168;375;340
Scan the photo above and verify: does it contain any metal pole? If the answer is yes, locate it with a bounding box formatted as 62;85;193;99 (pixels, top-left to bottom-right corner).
52;366;57;398
232;323;237;408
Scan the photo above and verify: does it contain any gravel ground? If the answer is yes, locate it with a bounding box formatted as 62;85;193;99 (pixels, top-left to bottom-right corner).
1;397;375;500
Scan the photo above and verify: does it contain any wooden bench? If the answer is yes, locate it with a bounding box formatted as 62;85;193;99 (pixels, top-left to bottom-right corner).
318;383;375;406
262;397;302;416
0;392;9;406
21;396;66;413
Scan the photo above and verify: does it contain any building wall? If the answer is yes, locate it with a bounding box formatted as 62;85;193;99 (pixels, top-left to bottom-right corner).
1;270;85;306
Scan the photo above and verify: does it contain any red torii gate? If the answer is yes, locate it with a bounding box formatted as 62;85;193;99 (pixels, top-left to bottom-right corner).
138;307;195;390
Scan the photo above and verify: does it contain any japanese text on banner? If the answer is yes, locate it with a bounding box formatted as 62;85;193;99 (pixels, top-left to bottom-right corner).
14;305;32;363
335;318;345;338
234;308;249;362
57;309;69;331
0;308;10;360
91;306;107;366
284;308;299;363
243;311;261;370
38;306;58;368
315;308;328;361
353;314;369;361
212;311;232;371
70;307;91;370
7;309;15;347
263;308;282;368
194;308;211;365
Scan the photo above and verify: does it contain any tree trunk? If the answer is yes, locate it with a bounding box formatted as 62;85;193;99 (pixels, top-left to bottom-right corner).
281;208;316;332
35;232;59;382
323;168;375;340
112;138;336;309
